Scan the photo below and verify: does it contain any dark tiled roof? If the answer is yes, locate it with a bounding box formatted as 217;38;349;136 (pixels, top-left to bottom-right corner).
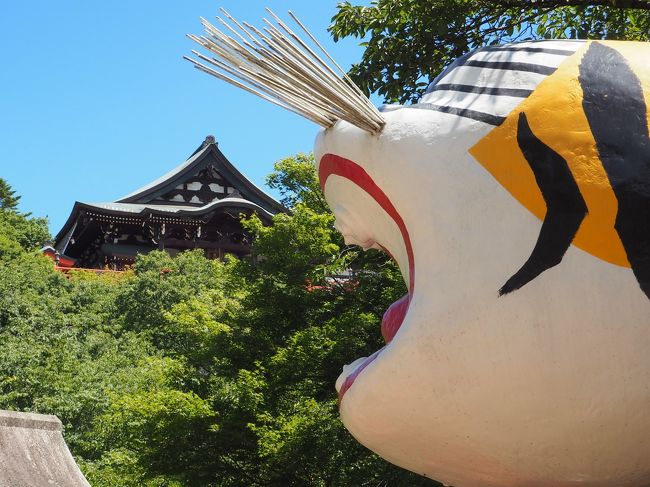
55;136;286;246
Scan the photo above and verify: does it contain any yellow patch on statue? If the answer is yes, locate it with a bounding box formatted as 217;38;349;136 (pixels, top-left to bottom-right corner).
470;40;650;268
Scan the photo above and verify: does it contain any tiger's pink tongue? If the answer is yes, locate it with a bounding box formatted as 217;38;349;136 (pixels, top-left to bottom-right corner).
381;293;410;343
338;293;411;402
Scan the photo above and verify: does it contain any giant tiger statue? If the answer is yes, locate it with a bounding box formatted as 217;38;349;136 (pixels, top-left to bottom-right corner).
187;11;650;487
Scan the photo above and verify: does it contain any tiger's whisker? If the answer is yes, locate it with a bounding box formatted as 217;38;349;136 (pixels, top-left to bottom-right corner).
186;9;385;134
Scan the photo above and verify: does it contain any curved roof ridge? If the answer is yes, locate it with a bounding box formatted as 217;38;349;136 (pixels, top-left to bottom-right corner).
76;197;274;220
114;136;286;215
116;138;211;202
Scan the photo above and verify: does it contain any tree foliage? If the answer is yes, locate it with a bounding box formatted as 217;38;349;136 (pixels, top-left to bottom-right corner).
0;179;49;255
329;0;650;103
266;153;329;214
0;160;431;486
0;178;21;211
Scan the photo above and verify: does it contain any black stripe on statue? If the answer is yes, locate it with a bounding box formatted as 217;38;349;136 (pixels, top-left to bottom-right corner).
424;44;576;95
426;51;475;92
464;60;557;75
499;112;588;295
579;42;650;300
410;103;506;126
427;84;533;98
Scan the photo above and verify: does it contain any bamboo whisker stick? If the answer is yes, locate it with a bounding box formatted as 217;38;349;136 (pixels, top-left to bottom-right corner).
183;57;326;124
260;24;382;129
287;11;374;105
192;50;342;128
186;9;385;134
267;9;383;126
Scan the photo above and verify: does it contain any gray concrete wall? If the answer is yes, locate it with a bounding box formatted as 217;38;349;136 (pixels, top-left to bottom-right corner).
0;410;90;487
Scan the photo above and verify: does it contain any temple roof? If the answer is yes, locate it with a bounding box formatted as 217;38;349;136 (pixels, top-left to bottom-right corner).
68;197;274;220
54;136;285;248
116;135;284;212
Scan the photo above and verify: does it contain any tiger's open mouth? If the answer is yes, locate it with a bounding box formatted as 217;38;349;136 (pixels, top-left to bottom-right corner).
318;153;415;402
335;292;411;399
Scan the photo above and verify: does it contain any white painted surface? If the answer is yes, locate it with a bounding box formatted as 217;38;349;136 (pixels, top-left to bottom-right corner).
421;90;525;117
467;49;571;66
315;101;650;486
429;66;547;93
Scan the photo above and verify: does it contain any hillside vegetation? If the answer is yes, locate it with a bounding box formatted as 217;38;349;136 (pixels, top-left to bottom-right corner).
0;155;434;486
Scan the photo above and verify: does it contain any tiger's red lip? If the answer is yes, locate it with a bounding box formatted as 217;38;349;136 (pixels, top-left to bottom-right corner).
381;293;410;344
337;291;411;399
318;153;415;402
337;350;382;399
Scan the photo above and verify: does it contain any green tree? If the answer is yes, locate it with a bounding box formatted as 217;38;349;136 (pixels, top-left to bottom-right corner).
226;156;429;486
0;178;20;211
330;0;650;103
0;159;432;486
266;153;329;214
0;178;49;252
0;209;50;252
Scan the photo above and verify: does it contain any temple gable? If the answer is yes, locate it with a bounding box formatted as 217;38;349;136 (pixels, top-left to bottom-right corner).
53;136;285;270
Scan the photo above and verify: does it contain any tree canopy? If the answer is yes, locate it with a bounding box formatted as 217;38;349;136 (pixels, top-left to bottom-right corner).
0;158;436;486
329;0;650;103
0;179;49;259
0;178;20;211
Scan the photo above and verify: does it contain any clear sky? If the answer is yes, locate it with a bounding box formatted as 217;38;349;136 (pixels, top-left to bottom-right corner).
0;1;370;234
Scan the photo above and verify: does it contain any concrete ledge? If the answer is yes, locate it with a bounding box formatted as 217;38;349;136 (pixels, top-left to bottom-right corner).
0;410;62;431
0;409;90;487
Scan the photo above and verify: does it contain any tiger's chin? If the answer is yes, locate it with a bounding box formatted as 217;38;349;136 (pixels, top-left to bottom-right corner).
315;111;650;487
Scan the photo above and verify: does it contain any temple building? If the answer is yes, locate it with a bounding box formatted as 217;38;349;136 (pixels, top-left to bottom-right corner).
54;136;285;270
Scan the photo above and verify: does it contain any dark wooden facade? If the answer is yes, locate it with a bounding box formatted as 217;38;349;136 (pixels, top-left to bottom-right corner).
54;136;285;270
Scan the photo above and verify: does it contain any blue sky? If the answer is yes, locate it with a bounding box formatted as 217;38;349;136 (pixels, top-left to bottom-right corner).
0;1;370;234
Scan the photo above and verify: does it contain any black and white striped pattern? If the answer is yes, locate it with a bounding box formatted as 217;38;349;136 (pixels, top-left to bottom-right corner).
415;40;586;126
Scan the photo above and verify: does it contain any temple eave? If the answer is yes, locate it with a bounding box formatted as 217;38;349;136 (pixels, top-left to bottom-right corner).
53;136;284;270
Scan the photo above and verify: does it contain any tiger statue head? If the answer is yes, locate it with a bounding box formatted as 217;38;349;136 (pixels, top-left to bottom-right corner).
188;14;650;486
